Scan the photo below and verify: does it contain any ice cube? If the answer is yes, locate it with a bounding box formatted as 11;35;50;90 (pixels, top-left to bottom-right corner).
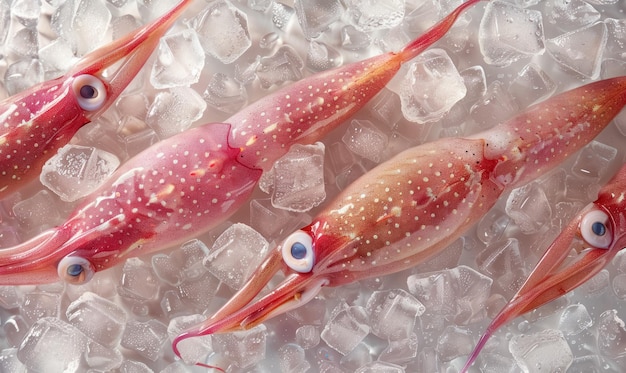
544;0;600;32
84;340;123;371
52;0;112;56
476;209;512;244
271;2;295;29
4;58;44;95
17;318;88;372
117;258;161;302
256;45;304;88
295;325;320;349
342;119;388;163
378;333;419;364
21;291;61;324
119;360;153;373
507;63;557;109
436;326;473;363
212;324;267;369
597;310;626;359
0;0;9;46
11;0;39;27
344;0;405;32
120;320;169;361
505;181;552;235
605;18;626;60
204;72;248;114
270;142;326;212
399;49;466;124
294;0;342;39
176;271;220;311
150;28;205;89
469;80;518;131
355;361;405;372
160;290;187;318
247;0;273;12
570;140;618;183
476;238;529;295
509;329;573;372
0;348;26;373
478;1;545;66
558;304;593;336
39;39;78;72
249;198;311;241
306;41;343;72
152;239;209;286
0;285;20;310
167;314;213;364
191;0;251;64
3;315;28;348
8;27;38;58
66;292;127;347
145;87;207;139
279;343;311;373
204;223;269;290
321;306;370;355
365;289;425;340
340;25;371;51
546;21;607;79
40;145;120;202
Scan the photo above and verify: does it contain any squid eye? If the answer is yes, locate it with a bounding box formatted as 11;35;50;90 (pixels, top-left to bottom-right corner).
580;209;613;249
281;230;314;273
71;74;107;111
57;255;95;285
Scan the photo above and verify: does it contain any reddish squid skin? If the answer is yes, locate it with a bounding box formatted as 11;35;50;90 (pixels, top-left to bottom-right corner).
0;0;193;198
460;163;626;372
172;77;626;356
0;0;482;285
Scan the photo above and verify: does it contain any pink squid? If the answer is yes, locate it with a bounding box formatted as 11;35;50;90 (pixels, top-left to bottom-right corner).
171;77;626;366
0;0;193;198
0;0;483;284
460;163;626;372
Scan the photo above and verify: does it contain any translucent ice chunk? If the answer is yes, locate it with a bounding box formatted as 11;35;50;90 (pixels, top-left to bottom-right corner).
52;0;112;56
0;286;22;309
340;25;371;51
250;199;311;241
8;27;38;58
66;292;127;347
39;39;78;72
558;304;593;336
269;142;326;212
22;291;61;324
204;223;269;290
119;360;153;373
256;45;304;88
204;73;248;114
40;145;120;202
365;289;425;340
12;0;40;27
121;320;168;361
507;63;557;109
342;119;388;163
168;314;213;364
247;0;273;12
436;326;473;363
0;348;26;373
294;0;342;39
17;318;88;372
476;209;512;244
212;325;267;368
271;2;295;30
152;239;209;286
0;0;9;46
478;1;545;66
546;21;607;79
12;190;61;232
469;80;519;131
355;361;405;373
4;58;44;95
306;41;343;72
605;18;626;60
295;325;320;349
191;0;251;64
597;309;626;359
3;315;29;348
505;181;552;235
399;48;466;123
145;87;206;139
279;343;311;373
176;271;220;311
344;0;405;32
476;238;529;295
509;329;573;372
150;29;204;89
378;333;419;364
321;306;370;355
545;0;600;32
117;258;161;302
570;140;617;183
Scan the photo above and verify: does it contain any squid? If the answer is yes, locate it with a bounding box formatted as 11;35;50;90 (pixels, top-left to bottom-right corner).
0;0;193;198
171;76;626;366
0;0;482;284
459;163;626;372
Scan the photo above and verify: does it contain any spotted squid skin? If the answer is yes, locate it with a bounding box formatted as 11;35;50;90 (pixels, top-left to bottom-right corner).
0;123;260;284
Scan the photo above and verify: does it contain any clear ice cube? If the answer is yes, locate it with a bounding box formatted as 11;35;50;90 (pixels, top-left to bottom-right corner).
256;45;304;88
605;18;626;60
270;142;326;212
271;2;295;29
40;145;120;202
340;25;371;51
0;348;26;373
478;1;545;66
546;21;607;79
597;310;626;359
66;292;127;347
306;41;343;72
355;361;405;373
365;289;425;340
150;28;205;89
117;258;161;302
204;72;248;114
435;325;473;363
39;39;78;72
8;27;38;58
399;48;466;124
21;291;61;324
204;223;269;290
378;333;419;364
505;181;552;235
321;306;370;355
294;0;342;39
167;314;213;364
544;0;600;32
52;0;112;56
342;119;388;163
295;325;320;349
509;329;573;372
212;324;267;368
4;58;44;95
191;0;251;64
570;140;618;183
120;319;169;361
279;343;311;373
476;238;529;295
145;87;206;139
344;0;405;32
469;80;518;131
507;63;557;109
558;304;593;336
176;271;220;311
